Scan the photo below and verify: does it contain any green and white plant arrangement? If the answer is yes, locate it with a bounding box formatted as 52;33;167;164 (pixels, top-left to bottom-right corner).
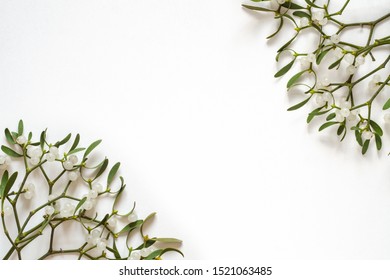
0;120;182;260
243;0;389;154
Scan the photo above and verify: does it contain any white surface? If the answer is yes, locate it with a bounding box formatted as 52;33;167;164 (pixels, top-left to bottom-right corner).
0;0;390;259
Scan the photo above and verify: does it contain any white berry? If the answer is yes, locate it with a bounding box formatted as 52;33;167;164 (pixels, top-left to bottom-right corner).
340;108;350;118
67;171;79;181
129;251;141;260
355;55;365;66
330;34;340;44
362;130;373;140
63;160;73;170
88;189;98;199
69;155;78;164
45;206;55;215
92;183;104;193
16;135;27;145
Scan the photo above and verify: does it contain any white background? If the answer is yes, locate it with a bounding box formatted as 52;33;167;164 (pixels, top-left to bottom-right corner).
0;0;390;260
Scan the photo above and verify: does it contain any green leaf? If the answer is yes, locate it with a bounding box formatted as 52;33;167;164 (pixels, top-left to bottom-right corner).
275;58;296;78
140;212;156;238
94;158;109;180
69;134;80;153
68;147;85;155
337;125;345;136
370;120;383;136
40;129;47;150
107;162;120;186
287;96;311;111
154;238;182;243
111;240;122;259
328;57;343;69
319;121;338;131
28;132;32;141
326;112;336;121
55;133;72;147
83;139;102;159
287;70;306;88
383;98;390;110
0;170;9;199
375;134;382;150
307;107;329;123
3;172;18;198
316;48;331;65
362;140;370;154
281;2;305;9
1;145;23;158
118;220;143;235
144;249;164;260
277;34;297;53
4;128;15;145
293;11;310;18
159;248;184;258
94;214;109;229
355;130;363;146
74;197;87;215
304;0;322;8
241;4;272;12
18;120;24;136
266;17;284;39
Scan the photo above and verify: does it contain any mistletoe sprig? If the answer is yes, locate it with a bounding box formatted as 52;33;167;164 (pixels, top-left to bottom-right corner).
243;0;390;154
0;120;182;260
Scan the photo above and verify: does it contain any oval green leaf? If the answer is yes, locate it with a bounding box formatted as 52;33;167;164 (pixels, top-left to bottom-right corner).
370;120;383;136
4;128;15;145
287;70;306;88
1;145;23;158
107;162;120;186
275;58;296;78
318;121;338;131
83;139;102;159
362;139;370;154
375;134;382;150
287;95;311;111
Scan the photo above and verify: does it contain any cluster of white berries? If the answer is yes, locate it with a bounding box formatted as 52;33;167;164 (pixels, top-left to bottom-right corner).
63;155;78;170
330;46;365;75
128;246;156;260
314;91;332;107
82;183;103;211
311;10;328;26
0;155;10;170
45;146;59;162
343;52;365;76
23;183;35;200
334;98;359;122
357;121;373;140
60;202;75;217
86;229;108;252
27;146;43;166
